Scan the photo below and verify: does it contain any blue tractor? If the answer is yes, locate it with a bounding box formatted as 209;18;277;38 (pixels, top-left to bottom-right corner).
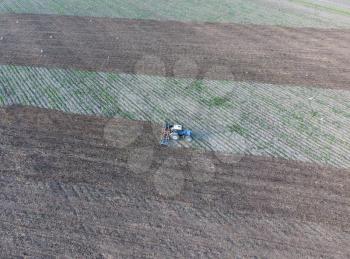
160;121;193;146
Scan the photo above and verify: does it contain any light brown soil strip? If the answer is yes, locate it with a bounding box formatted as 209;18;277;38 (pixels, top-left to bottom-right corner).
0;14;350;89
0;105;349;257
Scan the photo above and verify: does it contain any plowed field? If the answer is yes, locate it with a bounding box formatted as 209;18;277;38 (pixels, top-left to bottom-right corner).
1;14;350;89
1;106;349;257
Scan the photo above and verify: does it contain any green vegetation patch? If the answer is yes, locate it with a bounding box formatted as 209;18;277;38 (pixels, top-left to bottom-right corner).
189;80;206;93
203;96;231;108
228;123;248;136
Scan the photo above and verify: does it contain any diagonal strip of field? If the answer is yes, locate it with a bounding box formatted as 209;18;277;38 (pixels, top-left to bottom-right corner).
1;0;350;28
1;14;350;89
0;106;349;257
1;64;350;168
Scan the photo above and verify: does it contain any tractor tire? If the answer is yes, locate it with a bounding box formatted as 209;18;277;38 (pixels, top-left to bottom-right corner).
171;133;179;140
185;136;193;142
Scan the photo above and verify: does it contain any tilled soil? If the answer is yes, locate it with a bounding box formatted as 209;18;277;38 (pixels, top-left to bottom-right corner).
0;106;349;258
0;14;350;89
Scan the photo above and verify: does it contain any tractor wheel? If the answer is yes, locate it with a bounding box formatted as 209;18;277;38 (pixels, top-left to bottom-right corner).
185;136;193;142
171;133;179;140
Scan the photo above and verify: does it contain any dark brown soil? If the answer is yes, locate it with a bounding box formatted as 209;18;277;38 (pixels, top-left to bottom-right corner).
0;14;350;89
0;106;349;258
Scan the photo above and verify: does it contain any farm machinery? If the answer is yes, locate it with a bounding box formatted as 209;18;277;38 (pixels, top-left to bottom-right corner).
160;121;193;146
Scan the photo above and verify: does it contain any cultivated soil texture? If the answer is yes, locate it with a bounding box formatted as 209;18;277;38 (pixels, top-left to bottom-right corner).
1;14;350;89
1;106;349;258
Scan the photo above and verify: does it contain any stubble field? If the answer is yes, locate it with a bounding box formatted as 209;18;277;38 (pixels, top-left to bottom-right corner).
1;65;350;167
1;0;350;27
